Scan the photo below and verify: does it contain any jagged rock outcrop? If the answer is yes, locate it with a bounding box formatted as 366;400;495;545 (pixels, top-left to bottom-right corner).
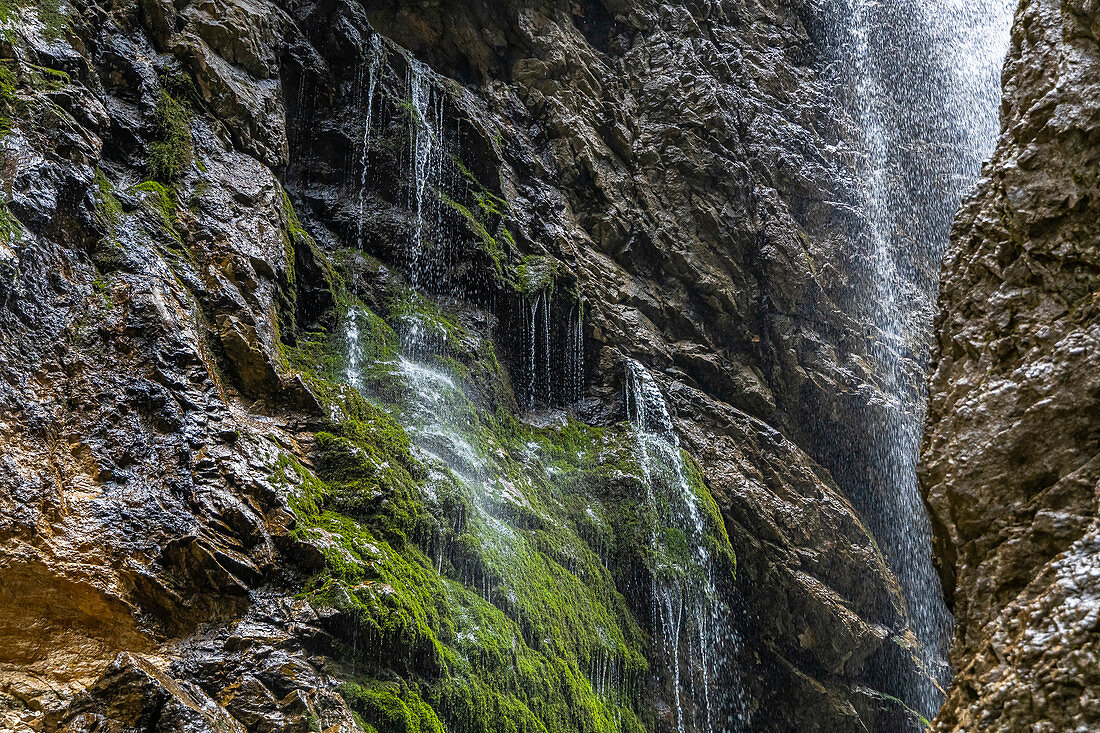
0;0;943;731
922;0;1100;729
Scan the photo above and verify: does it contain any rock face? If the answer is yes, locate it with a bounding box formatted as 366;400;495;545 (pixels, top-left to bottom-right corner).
922;0;1100;729
0;0;952;731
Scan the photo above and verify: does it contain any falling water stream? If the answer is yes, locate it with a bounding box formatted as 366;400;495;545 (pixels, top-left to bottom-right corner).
406;59;448;289
356;35;383;248
832;0;1015;719
625;360;744;733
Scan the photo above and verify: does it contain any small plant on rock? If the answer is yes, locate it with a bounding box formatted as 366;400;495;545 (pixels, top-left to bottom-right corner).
148;90;193;183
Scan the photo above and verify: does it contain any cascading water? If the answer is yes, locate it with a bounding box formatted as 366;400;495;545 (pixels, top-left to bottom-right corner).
341;30;736;729
829;0;1015;718
625;360;744;733
406;59;448;288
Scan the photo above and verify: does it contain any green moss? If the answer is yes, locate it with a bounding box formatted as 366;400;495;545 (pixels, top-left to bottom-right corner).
446;157;516;281
515;255;563;294
280;187;311;287
385;285;469;352
274;369;654;731
0;0;66;39
342;682;446;733
272;278;751;731
0;61;17;135
443;193;506;277
681;451;737;572
34;0;66;38
0;198;21;246
284;296;407;406
93;168;122;236
148;89;193;182
0;55;73;136
132;180;182;244
159;65;198;104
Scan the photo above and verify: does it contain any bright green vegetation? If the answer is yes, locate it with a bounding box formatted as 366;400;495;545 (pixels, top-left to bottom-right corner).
515;255;563;295
276;188;341;339
0;61;16;134
132;180;182;244
31;0;65;39
445;158;517;281
0;0;68;40
862;689;933;731
0;198;20;246
277;283;684;731
148;89;193;182
0;55;71;136
93;168;122;236
682;451;737;572
282;188;311;290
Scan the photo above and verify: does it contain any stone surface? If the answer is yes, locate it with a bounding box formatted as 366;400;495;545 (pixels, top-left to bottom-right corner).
0;0;952;730
922;0;1100;729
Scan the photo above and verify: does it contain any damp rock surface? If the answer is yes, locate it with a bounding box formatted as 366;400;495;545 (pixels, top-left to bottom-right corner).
922;0;1100;729
0;0;1006;732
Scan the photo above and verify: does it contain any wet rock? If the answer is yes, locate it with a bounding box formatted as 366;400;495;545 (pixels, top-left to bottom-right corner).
922;0;1100;729
50;654;247;733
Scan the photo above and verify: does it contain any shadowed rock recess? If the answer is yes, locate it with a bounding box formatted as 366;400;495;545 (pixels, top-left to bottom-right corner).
922;0;1100;730
0;0;1026;731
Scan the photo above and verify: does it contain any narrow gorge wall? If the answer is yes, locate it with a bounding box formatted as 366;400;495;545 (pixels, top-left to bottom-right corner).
922;0;1100;729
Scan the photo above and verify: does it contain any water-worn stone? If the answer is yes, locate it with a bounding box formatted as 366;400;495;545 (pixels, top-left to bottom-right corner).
922;0;1100;729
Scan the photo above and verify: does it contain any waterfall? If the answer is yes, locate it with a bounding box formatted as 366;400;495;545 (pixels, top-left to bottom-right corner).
406;59;446;289
356;34;383;248
624;359;744;733
567;301;585;404
525;294;539;409
831;0;1015;718
540;291;552;406
518;289;578;412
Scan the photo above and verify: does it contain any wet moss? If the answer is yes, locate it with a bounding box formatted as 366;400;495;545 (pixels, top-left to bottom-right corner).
446;157;516;280
0;61;16;134
281;437;644;731
515;255;563;294
681;451;737;572
385;286;468;350
341;682;446;733
0;199;21;247
132;180;182;245
274;275;751;731
148;89;193;182
93;168;122;237
34;0;66;39
285;296;406;405
0;0;67;40
276;360;655;731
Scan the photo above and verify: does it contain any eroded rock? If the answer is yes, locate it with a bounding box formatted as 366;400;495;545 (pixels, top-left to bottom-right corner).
922;0;1100;729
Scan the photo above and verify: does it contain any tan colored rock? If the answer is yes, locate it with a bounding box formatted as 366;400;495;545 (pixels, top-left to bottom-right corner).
922;0;1100;729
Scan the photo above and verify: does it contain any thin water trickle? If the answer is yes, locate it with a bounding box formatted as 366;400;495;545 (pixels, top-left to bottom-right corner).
356;34;383;248
406;59;447;288
833;0;1015;718
567;301;585;404
540;292;552;406
625;359;744;733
